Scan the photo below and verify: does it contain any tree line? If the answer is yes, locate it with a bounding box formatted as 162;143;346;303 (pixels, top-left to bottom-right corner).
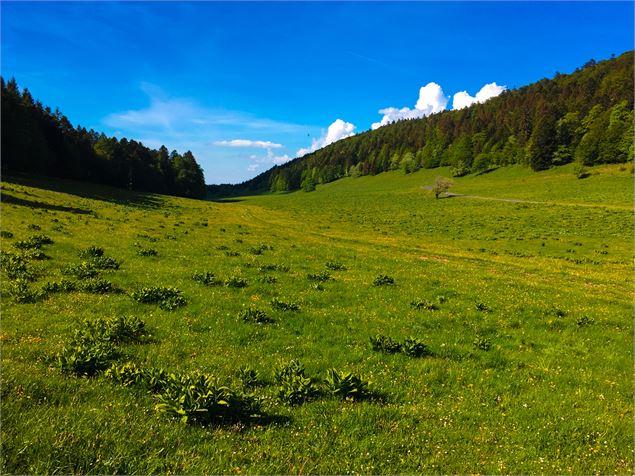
1;77;206;199
210;51;633;196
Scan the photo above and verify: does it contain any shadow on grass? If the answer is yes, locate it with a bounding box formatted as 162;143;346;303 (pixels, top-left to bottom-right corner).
1;191;94;215
3;174;166;210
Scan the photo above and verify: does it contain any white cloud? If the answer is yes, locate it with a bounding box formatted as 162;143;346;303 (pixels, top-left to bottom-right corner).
213;139;283;149
245;149;292;173
372;82;448;130
297;119;356;157
452;82;506;110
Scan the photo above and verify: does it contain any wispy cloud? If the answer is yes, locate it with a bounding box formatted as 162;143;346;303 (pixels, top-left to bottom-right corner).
213;139;283;149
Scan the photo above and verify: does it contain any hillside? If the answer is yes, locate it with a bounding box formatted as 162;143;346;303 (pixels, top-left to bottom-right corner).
2;163;632;473
209;51;634;196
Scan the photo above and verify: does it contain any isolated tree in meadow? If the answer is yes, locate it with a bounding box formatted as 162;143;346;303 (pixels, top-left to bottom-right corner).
432;176;453;199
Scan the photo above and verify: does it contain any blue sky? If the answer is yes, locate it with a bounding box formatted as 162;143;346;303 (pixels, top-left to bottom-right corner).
2;2;633;184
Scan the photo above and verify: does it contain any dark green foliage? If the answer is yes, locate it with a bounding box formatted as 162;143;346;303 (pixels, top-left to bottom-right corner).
236;366;260;389
79;278;120;294
248;244;273;255
130;286;186;311
410;299;439;311
270;297;300;312
224;276;248;288
324;369;371;400
1;230;14;238
73;315;147;345
373;275;394;286
577;315;595;327
274;360;318;405
370;334;402;354
78;246;104;258
13;234;53;250
325;261;347;271
475;302;492;312
259;275;277;284
88;256;120;270
105;363;169;392
273;360;306;384
136;248;158;257
62;262;99;279
192;271;223;286
154;373;262;425
1;253;34;281
1;78;206;199
7;278;41;303
209;52;633;196
42;279;78;294
258;264;290;272
473;335;492;351
401;338;432;358
240;308;273;324
57;339;117;377
307;271;332;282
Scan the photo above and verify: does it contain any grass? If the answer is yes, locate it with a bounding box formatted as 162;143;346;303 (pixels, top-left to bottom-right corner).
1;163;633;474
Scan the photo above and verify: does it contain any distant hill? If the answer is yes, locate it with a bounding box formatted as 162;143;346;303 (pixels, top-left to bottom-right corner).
1;78;206;199
209;51;633;197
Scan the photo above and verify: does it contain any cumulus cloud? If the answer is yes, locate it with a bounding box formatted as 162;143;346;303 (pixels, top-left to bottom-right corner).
372;82;448;130
297;119;356;157
452;82;507;110
213;139;283;149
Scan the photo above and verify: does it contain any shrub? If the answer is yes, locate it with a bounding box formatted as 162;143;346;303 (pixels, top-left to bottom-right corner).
88;256;121;270
0;230;14;239
1;253;34;281
410;299;439;311
307;271;332;282
62;262;99;279
401;338;432;357
270;297;300;312
18;249;49;260
370;334;402;354
325;261;347;271
13;234;53;250
130;287;186;311
240;308;273;324
192;271;222;286
324;369;371;400
236;366;260;389
79;278;120;294
277;373;319;405
7;278;41;303
225;276;248;288
74;316;146;344
136;248;158;257
42;279;78;294
577;315;595;327
473;335;492;351
78;246;104;258
57;339;117;376
274;360;306;384
105;363;168;392
154;373;261;425
373;275;394;286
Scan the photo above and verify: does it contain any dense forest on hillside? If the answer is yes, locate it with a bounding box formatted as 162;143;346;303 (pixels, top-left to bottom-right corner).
1;78;206;199
210;51;634;196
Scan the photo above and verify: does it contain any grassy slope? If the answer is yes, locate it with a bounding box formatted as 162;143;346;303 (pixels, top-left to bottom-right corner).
1;164;633;474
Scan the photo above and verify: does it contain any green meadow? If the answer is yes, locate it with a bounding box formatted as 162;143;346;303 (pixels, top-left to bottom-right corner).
1;163;633;474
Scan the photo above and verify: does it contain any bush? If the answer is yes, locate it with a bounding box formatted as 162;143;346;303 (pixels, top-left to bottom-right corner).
42;279;78;294
370;334;402;354
154;373;261;425
473;335;492;351
7;278;41;303
270;297;300;312
105;362;168;392
401;338;432;357
307;271;332;282
324;369;371;400
130;287;186;311
236;366;260;389
277;373;319;405
1;253;34;281
78;246;104;258
192;271;222;286
13;234;54;250
240;308;273;324
88;256;120;270
57;339;117;376
373;275;394;286
410;299;439;311
325;261;347;271
0;230;14;239
136;248;158;257
274;360;306;384
74;315;146;344
79;278;120;294
62;262;99;279
225;276;248;288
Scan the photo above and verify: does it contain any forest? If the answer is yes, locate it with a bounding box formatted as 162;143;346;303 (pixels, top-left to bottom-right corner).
209;51;634;196
1;77;206;199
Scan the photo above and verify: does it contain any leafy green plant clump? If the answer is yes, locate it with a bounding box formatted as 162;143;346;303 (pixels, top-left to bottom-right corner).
78;246;104;258
324;369;371;401
130;286;186;311
410;299;439;311
274;360;318;405
325;261;347;271
240;308;274;324
373;275;395;286
307;271;332;282
270;297;300;312
136;248;158;257
13;234;54;250
370;334;402;354
192;271;223;286
225;276;248;288
370;335;432;358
